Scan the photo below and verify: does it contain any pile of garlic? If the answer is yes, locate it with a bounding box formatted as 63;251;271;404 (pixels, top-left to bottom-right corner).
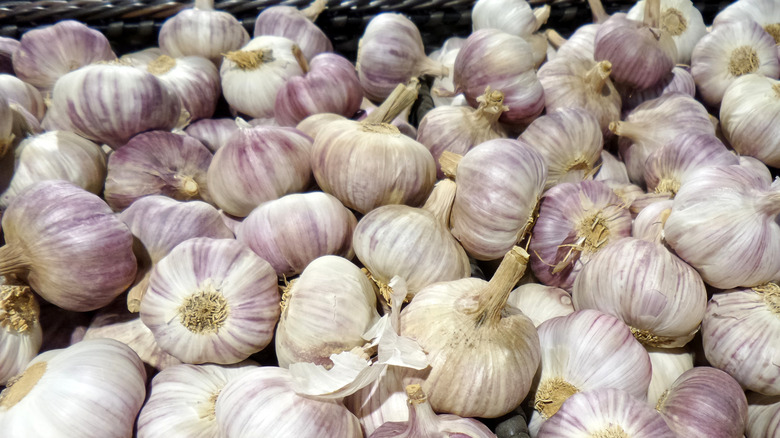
1;0;779;436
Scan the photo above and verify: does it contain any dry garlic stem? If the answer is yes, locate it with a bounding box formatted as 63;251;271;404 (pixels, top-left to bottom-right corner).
363;79;420;125
439;151;462;179
421;179;457;229
471;247;530;326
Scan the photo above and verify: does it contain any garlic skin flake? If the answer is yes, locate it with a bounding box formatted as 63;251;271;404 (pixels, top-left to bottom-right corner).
140;238;280;364
137;361;258;438
0;339;147;438
702;284;780;395
626;0;707;64
0;284;41;386
721;74;780;168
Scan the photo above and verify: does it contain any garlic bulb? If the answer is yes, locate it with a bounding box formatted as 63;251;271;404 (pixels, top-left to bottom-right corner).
746;392;780;437
529;180;632;291
691;20;780;107
664;164;780;289
142;54;221;123
220;35;306;119
631;199;673;243
550;24;599;62
595;150;630;184
275;255;379;368
645;346;694;406
207;124;312;217
643;132;738;196
739;155;773;181
416;87;508;178
620;66;696;115
613;92;714;185
714;0;780;46
120;47;163;66
506;283;574;327
528;310;652;435
184;118;239;153
237;191;356;278
520;108;604;189
0;338;146;438
357;13;448;103
49;63;182;149
104;130;213;211
12;20;116;91
472;0;550;38
137;361;258;438
0;75;45;121
536;388;675;437
537;58;621;135
253;0;333;61
215;366;363;437
721;74;780;167
274;53;363;127
656;367;748;437
626;0;707;64
702;283;780;395
401;247;541;418
0;284;41;386
140;238;280;364
446;139;546;261
0;180;137;312
453;29;544;126
369;384;495;438
158;0;250;66
0;37;19;75
573;237;707;347
0;131;106;208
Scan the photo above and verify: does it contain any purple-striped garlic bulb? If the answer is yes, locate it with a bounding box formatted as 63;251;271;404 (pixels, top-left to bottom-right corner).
158;0;249;66
253;0;333;61
528;310;652;435
452;29;544;126
645;346;694;406
625;0;707;64
746;392;780;437
0;74;45;121
140;55;221;123
49;63;181;149
548;24;599;62
506;283;574;327
0;180;137;311
356;13;448;103
140;238;280;364
207;124;312;218
12;20;116;91
530;180;632;291
620;66;696;115
104;131;213;211
275;53;363;127
0;283;41;386
237;192;357;277
183;118;239;153
721;74;780;168
573;237;708;348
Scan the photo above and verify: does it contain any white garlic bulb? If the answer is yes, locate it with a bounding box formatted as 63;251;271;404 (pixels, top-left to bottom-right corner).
140;238;280;364
714;0;780;44
645;346;694;406
506;283;573;327
721;74;780;168
472;0;550;38
626;0;707;64
0;283;41;386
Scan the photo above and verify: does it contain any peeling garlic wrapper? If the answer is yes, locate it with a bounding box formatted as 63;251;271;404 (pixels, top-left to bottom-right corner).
0;284;41;386
140;238;280;364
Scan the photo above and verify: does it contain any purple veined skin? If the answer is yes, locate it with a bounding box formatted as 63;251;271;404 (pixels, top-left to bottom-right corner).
0;36;19;74
12;20;116;91
253;0;333;61
184;118;240;153
620;66;696;115
142;55;221;123
275;53;363;127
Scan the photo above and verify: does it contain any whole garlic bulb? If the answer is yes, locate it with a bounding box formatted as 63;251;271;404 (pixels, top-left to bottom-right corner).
275;256;379;368
142;54;221;123
184;118;239;153
0;339;146;438
626;0;707;64
721;74;780;168
253;0;333;61
472;0;550;38
140;238;280;364
0;284;41;386
620;66;696;115
714;0;780;44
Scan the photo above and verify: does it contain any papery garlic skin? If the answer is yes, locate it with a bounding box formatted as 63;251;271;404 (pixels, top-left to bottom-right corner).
137;361;258;438
253;2;333;61
220;36;305;119
472;0;548;38
691;20;780;107
714;0;780;44
656;367;748;438
0;339;146;438
595;151;630;185
346;366;410;436
12;20;116;91
536;388;675;438
631;199;674;243
506;283;573;327
702;284;780;395
620;66;696;115
237;192;357;277
645;346;694;406
184;118;239;153
626;0;707;64
746;392;780;437
275;256;379;368
721;74;780;168
0;180;137;312
0;284;41;386
0;75;45;121
528;310;652;435
0;131;106;208
140;238;280;364
665;165;780;289
554;24;598;62
216;366;363;437
50;64;182;149
144;55;221;123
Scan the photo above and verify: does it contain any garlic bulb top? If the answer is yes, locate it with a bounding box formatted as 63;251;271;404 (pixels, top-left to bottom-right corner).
0;180;137;312
0;284;41;386
664;164;780;289
12;20;116;91
471;0;550;38
253;0;333;61
158;0;250;66
0;339;147;438
721;74;780;168
143;54;221;123
714;0;780;44
506;283;574;327
626;0;707;64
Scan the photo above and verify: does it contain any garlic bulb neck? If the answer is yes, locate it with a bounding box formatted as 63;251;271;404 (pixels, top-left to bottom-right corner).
534;5;552;29
756;189;780;216
0;246;28;277
661;8;687;37
279;279;294;313
644;0;661;28
439;151;462;179
292;45;309;73
224;49;274;70
534;376;580;419
0;361;46;409
361;123;400;134
728;46;759;76
363;80;420;125
587;0;609;23
471;246;529;326
473;87;508;125
753;283;780;315
545;29;567;49
585;60;613;94
630;327;677;348
194;0;214;10
147;55;176;75
302;0;327;22
766;24;780;43
178;287;229;334
0;285;38;334
422;179;457;229
403;384;441;435
608;120;644;141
